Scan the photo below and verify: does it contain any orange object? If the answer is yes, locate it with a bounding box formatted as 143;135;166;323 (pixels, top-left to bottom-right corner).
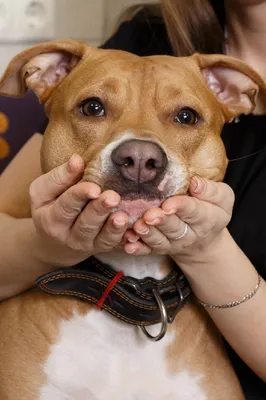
0;112;10;159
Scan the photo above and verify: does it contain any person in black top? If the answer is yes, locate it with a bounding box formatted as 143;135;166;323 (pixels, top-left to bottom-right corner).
100;3;266;398
0;1;265;398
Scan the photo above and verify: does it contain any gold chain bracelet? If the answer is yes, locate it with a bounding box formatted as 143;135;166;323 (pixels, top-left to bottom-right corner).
197;273;262;309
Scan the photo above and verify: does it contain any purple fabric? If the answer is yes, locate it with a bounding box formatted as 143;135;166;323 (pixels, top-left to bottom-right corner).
0;91;46;173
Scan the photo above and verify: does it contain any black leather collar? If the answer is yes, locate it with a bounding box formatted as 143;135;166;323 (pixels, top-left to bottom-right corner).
36;257;191;339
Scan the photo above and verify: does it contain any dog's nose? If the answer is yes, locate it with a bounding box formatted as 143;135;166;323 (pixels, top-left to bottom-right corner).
111;140;167;183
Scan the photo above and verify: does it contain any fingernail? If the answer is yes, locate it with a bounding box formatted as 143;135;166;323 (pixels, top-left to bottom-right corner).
127;236;139;243
146;217;161;226
190;177;204;194
103;198;119;208
87;191;100;199
125;247;136;254
136;227;149;235
113;217;126;228
68;154;83;172
163;209;175;215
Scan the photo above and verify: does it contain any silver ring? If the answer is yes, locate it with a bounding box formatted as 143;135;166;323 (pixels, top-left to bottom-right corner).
140;289;168;342
174;223;188;240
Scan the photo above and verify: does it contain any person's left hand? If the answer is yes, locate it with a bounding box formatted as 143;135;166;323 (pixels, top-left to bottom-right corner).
123;177;235;262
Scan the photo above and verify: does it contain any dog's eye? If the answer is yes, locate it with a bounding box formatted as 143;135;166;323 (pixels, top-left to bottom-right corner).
81;98;105;117
174;108;199;125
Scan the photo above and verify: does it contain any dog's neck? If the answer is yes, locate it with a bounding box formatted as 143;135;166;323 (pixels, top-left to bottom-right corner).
96;252;174;280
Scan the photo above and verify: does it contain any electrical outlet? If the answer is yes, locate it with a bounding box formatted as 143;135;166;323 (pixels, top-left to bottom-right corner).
14;0;55;41
0;0;55;42
0;0;14;41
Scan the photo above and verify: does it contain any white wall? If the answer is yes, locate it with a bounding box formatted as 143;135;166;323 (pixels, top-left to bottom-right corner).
0;0;156;74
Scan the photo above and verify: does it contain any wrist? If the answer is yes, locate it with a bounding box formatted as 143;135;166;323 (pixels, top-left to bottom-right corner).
172;228;230;269
172;229;259;305
32;226;90;268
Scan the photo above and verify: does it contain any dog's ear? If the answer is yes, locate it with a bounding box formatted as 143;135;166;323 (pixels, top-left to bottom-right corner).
194;53;266;121
0;40;90;103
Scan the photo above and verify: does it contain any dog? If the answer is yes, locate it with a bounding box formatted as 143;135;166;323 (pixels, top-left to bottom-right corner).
0;40;264;400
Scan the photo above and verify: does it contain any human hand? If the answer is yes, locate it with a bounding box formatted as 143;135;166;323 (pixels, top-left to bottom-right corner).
123;177;234;265
30;154;128;267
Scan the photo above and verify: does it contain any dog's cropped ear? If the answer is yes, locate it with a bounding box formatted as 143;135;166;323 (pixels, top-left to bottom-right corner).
0;40;89;103
194;53;266;121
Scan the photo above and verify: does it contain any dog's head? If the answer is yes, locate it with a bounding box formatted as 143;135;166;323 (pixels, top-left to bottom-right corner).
1;40;265;220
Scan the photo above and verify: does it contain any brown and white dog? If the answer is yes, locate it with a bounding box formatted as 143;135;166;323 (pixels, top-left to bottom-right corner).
0;40;264;400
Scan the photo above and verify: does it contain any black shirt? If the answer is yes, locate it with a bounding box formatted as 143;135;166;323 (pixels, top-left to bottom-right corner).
40;13;266;398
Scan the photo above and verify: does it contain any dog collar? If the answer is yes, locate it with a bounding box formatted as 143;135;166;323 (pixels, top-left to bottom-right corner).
36;257;191;341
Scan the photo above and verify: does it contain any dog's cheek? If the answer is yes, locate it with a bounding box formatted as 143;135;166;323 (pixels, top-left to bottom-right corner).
40;132;73;173
188;136;228;182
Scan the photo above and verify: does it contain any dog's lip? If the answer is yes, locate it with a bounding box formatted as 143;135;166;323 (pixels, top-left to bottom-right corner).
119;192;165;201
116;198;163;221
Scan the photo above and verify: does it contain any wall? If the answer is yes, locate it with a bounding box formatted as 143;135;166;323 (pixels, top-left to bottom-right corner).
0;0;156;74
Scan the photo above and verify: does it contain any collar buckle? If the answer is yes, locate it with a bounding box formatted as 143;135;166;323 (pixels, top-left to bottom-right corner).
141;277;187;341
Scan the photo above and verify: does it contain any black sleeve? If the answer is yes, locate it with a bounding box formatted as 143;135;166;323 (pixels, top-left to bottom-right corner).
100;11;172;57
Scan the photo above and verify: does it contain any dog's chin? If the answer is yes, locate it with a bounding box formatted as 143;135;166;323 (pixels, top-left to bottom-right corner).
115;198;163;225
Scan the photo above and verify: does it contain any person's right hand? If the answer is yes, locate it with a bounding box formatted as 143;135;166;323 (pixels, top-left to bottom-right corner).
30;154;129;267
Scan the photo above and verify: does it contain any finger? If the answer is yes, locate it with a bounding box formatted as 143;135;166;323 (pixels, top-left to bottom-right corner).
133;218;170;253
143;208;188;241
189;177;234;215
124;240;152;256
123;229;140;244
162;194;229;237
71;190;121;240
50;182;101;226
161;195;201;224
30;154;85;210
94;212;129;251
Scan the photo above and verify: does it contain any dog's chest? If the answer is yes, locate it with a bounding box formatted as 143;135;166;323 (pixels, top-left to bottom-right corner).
39;309;207;400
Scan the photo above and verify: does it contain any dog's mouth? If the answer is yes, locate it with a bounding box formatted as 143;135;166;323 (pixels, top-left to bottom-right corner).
117;197;163;223
103;179;167;223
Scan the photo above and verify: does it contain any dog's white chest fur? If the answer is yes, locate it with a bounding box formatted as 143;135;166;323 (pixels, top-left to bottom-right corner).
39;309;206;400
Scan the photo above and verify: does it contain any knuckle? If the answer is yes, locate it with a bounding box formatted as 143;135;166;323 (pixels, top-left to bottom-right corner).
78;223;98;237
95;235;114;250
37;216;61;240
69;186;84;205
165;222;183;236
49;166;66;188
196;226;209;238
156;247;169;255
91;200;109;217
57;197;77;220
65;237;83;251
42;218;61;238
213;182;234;206
205;181;221;202
190;199;201;221
29;181;38;204
227;186;235;206
222;213;232;227
150;237;167;248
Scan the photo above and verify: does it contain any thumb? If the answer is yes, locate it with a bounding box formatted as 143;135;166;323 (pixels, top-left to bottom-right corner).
30;154;84;210
189;177;234;214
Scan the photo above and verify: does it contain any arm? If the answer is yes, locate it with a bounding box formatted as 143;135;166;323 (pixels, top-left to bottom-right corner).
0;133;50;298
125;178;266;382
177;228;266;383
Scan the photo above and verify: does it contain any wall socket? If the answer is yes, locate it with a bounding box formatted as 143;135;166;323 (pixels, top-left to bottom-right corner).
0;0;55;42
